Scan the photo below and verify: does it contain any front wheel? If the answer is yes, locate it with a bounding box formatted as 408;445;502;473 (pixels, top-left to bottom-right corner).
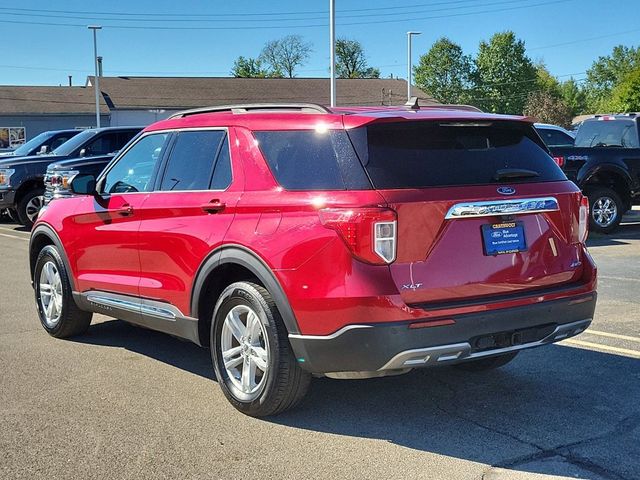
211;282;310;417
586;187;624;234
17;187;45;228
34;245;92;338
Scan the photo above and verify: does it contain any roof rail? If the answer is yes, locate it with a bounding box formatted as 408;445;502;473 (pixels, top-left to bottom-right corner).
169;103;331;119
403;97;483;113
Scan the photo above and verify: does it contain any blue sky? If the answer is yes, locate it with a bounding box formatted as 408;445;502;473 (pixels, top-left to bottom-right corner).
1;0;639;86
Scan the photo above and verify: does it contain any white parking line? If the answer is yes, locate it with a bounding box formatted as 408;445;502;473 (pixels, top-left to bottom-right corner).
586;329;640;343
599;275;640;283
0;226;30;236
0;232;28;241
562;338;640;359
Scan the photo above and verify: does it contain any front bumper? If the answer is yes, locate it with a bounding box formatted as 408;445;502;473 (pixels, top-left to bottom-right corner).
0;189;16;208
289;292;596;374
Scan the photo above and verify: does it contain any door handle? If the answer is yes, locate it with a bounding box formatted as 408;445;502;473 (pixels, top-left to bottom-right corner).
201;199;226;214
116;204;133;216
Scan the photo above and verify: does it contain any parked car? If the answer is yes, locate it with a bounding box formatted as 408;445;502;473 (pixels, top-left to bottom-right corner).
548;113;640;233
29;103;596;417
0;129;82;158
534;123;575;148
0;126;141;227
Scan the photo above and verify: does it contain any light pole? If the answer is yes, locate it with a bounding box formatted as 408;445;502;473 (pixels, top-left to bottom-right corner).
406;31;421;101
88;25;102;128
329;0;336;107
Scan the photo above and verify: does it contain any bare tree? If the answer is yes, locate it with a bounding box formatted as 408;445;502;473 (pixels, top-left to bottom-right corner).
260;35;312;78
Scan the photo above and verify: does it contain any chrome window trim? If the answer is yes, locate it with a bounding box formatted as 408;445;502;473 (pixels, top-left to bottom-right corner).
444;196;559;219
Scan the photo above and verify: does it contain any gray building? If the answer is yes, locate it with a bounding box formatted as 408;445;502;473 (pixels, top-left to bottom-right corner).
0;86;109;146
89;76;435;126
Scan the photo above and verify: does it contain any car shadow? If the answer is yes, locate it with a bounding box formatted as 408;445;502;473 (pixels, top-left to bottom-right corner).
71;319;639;479
587;220;640;247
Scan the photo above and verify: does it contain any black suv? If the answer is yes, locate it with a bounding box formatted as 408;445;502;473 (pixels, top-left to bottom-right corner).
0;127;141;227
549;114;640;233
0;129;81;159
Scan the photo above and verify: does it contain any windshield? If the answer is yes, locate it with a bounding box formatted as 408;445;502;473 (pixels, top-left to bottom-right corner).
11;132;54;156
575;119;640;148
53;129;96;156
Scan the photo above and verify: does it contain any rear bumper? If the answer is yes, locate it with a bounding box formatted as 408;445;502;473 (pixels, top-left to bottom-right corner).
289;292;596;374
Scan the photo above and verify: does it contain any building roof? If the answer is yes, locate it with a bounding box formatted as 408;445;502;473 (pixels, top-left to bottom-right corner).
0;86;109;115
88;76;436;110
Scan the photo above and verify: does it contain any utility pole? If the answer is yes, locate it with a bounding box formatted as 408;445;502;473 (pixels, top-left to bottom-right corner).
406;31;421;101
88;25;102;128
329;0;336;107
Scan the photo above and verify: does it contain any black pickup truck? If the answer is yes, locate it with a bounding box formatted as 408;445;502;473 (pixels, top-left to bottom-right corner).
0;127;141;227
549;114;640;233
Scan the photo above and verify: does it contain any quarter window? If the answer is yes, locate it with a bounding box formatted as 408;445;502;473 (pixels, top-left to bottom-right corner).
102;133;169;194
159;130;227;191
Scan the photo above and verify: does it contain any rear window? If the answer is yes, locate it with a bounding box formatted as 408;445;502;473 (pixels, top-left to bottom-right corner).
574;119;639;148
348;121;566;189
253;130;371;190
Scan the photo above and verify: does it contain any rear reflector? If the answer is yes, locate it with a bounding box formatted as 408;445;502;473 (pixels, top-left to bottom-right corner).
409;318;456;329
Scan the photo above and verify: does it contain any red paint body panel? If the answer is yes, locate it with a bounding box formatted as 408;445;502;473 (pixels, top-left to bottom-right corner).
34;105;597;340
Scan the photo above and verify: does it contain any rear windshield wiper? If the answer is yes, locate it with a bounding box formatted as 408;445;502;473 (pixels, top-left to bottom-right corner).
494;168;540;181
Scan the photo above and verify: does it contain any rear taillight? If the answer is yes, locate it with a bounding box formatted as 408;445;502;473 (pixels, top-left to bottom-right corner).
319;207;397;264
552;156;565;168
578;195;589;243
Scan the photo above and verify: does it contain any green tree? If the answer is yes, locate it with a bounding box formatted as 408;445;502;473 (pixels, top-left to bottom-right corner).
260;35;312;78
535;63;561;97
584;45;640;111
413;37;473;104
473;31;537;114
230;56;280;78
522;90;573;128
335;38;380;78
609;67;640;112
559;78;587;117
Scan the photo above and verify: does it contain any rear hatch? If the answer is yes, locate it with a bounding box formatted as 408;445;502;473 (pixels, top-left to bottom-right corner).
347;119;585;307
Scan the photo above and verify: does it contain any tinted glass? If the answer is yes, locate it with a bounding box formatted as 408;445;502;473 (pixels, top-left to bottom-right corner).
49;135;75;151
12;131;55;156
160;130;225;191
350;121;566;189
53;129;96;156
211;136;232;190
254;130;370;190
85;132;120;156
537;128;574;147
102;133;169;194
574;119;640;148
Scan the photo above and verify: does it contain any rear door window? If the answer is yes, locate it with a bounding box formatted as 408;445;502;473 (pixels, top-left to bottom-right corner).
537;128;574;147
348;121;566;189
254;130;371;190
159;130;226;191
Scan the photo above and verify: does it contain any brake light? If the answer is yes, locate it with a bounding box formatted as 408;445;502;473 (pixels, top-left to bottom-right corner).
319;207;397;264
552;156;565;168
578;195;589;243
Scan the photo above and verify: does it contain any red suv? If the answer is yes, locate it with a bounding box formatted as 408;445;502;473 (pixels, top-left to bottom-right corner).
29;103;597;416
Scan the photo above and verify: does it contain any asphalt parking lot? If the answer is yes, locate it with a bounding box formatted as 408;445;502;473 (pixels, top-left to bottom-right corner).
1;212;639;480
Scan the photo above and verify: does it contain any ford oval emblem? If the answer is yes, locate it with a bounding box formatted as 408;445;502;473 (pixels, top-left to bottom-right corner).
497;186;516;195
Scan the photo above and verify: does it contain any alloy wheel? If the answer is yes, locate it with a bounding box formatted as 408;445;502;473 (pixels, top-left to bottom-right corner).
26;195;45;223
591;196;618;228
39;261;63;327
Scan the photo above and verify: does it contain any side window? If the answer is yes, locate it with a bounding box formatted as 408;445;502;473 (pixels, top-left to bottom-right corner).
211;136;232;190
49;135;72;151
85;132;119;156
539;129;573;147
102;133;169;194
159;130;225;191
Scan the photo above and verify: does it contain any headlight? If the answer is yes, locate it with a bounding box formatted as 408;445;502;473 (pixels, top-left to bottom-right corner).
46;170;79;195
0;168;15;188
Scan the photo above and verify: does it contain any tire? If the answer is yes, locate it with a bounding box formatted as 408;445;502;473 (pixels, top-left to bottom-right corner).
454;352;519;372
210;281;311;417
586;187;624;234
17;187;45;229
34;245;92;338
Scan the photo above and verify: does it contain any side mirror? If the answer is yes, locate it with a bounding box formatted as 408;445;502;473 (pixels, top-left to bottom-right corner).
79;148;87;157
38;145;48;155
70;174;97;195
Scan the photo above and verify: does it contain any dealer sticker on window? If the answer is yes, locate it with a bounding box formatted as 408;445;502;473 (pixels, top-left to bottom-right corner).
481;221;527;256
